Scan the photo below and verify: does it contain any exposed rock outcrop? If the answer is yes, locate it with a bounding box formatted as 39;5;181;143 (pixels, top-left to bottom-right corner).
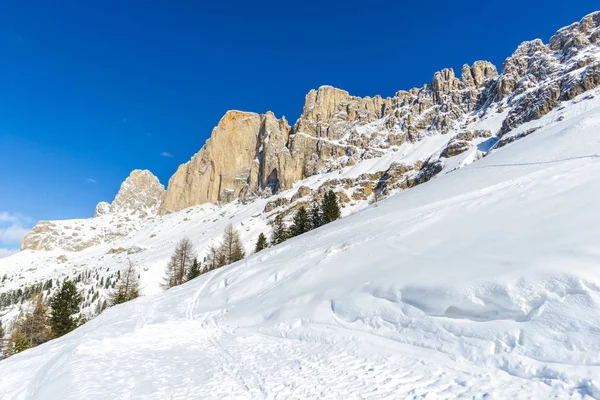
96;170;165;218
22;170;164;251
493;12;600;135
161;61;498;214
160;111;297;214
94;202;112;217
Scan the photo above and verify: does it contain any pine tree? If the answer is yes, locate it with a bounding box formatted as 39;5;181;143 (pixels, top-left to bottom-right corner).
49;280;83;338
110;260;140;305
290;206;310;237
271;214;288;245
10;334;31;354
220;224;245;264
186;258;201;281
310;202;322;229
255;233;268;253
94;299;108;316
164;237;197;288
321;190;341;224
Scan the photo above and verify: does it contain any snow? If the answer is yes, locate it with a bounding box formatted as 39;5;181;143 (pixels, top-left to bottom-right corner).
2;88;600;398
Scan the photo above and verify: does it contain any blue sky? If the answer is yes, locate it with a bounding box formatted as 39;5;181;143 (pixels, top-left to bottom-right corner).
0;0;598;255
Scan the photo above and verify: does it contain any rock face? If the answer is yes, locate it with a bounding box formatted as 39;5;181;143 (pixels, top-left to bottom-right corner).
158;11;600;214
160;61;498;214
94;202;112;217
162;6;600;214
96;170;165;218
110;170;165;217
493;12;600;135
160;111;297;214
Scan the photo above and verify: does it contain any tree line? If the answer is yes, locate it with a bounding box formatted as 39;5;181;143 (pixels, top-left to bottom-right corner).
163;223;245;289
1;262;141;358
0;190;342;357
2;280;83;356
255;189;341;252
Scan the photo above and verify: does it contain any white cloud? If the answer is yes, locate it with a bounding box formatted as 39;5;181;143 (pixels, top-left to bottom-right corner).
0;212;33;247
0;212;19;223
161;152;173;158
0;248;18;258
87;178;97;183
0;224;30;243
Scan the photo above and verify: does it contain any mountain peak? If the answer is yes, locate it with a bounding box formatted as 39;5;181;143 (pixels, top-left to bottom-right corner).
95;169;165;219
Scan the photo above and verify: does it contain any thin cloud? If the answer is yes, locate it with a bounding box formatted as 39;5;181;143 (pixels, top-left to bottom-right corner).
0;212;32;224
0;212;33;249
0;248;18;259
87;178;97;183
161;152;173;158
0;224;30;243
0;212;19;223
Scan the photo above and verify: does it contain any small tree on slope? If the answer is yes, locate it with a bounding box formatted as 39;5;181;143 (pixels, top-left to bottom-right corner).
220;224;245;264
111;260;140;305
9;295;52;354
255;233;268;253
205;245;224;272
271;214;288;245
290;206;311;237
321;190;341;224
310;203;322;229
186;258;201;281
164;237;197;288
49;280;83;338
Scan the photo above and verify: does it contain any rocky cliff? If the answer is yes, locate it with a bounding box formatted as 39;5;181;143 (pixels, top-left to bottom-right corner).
159;61;498;214
161;10;600;213
159;111;296;214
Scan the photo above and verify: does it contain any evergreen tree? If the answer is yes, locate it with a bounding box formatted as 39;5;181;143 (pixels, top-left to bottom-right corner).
290;206;310;237
321;190;341;224
110;261;140;305
255;233;268;253
164;237;197;288
49;280;83;338
94;299;108;316
186;258;201;281
10;334;31;354
271;214;288;245
310;203;322;229
220;224;245;264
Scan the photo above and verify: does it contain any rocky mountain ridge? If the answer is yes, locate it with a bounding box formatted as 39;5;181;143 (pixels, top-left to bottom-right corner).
21;170;165;252
158;12;600;214
20;11;600;252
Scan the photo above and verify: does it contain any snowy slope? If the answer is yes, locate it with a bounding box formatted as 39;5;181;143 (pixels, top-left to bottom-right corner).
2;88;600;399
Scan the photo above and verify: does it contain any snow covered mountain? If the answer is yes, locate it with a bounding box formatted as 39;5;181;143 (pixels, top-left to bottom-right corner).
1;11;600;399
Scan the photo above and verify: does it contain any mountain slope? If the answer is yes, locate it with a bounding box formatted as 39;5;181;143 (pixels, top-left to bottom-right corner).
2;87;600;398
